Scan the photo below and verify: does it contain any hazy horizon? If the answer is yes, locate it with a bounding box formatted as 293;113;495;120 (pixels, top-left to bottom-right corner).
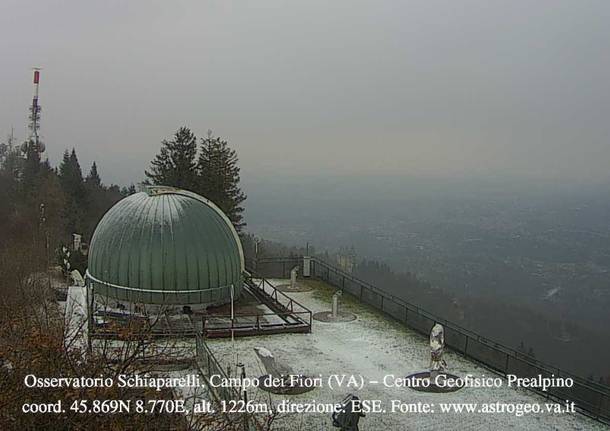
2;0;610;186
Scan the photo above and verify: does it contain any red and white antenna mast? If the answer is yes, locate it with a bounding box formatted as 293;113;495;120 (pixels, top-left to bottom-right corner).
26;68;45;153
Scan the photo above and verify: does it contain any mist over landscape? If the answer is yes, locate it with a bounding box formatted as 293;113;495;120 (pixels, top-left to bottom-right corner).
245;175;610;377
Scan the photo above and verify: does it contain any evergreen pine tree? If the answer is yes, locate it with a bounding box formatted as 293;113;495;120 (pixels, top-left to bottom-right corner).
0;134;23;205
120;184;137;196
58;148;87;236
145;127;198;191
58;149;86;200
76;160;124;240
197;131;246;232
85;161;101;188
20;140;44;197
58;149;70;174
83;161;105;239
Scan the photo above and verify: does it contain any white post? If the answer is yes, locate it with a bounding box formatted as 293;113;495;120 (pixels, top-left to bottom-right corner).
303;256;311;277
332;292;341;318
290;266;298;289
231;284;238;368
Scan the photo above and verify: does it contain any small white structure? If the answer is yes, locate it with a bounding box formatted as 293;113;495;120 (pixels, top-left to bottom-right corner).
254;347;295;378
70;270;85;287
429;323;446;378
303;256;311;277
290;266;298;290
332;291;342;318
312;289;356;322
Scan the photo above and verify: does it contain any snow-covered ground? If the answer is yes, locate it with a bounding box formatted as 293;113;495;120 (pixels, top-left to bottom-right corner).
207;278;607;430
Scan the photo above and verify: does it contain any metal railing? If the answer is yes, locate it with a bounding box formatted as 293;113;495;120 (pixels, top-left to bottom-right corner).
246;273;312;324
195;333;241;403
200;273;312;337
254;256;610;424
195;334;264;430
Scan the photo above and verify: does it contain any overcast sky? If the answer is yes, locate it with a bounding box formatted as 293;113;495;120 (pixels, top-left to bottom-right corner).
1;0;609;186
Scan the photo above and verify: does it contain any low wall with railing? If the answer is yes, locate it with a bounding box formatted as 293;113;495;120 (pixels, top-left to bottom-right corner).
247;256;302;279
253;255;610;424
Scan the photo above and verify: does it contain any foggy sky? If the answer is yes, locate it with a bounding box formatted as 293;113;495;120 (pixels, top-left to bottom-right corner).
1;0;609;186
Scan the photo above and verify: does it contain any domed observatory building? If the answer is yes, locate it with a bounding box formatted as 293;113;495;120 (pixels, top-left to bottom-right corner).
86;186;244;313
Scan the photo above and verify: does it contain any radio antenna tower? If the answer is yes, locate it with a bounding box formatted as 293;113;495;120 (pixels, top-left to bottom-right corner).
25;68;45;154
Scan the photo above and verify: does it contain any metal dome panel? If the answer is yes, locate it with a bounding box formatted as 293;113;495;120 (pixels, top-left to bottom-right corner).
86;186;244;305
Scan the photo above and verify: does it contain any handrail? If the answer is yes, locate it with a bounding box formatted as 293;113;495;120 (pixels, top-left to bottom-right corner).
244;270;312;314
195;273;312;337
195;334;240;399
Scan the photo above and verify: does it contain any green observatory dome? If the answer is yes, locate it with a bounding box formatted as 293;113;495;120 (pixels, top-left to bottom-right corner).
86;186;244;306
